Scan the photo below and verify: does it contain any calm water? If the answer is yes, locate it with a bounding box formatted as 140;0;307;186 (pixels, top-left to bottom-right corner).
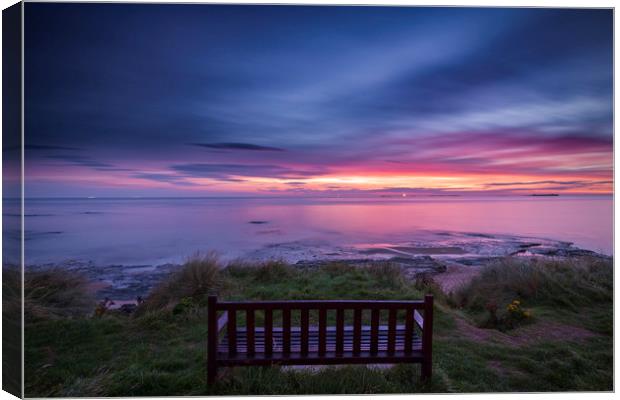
6;196;613;265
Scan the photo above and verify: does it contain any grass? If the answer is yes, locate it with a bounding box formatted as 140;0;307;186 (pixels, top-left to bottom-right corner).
3;266;23;396
24;268;96;322
451;256;613;330
136;252;222;315
453;256;612;311
24;255;613;396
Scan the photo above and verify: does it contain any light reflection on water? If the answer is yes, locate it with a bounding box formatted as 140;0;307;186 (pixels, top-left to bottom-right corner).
8;195;613;265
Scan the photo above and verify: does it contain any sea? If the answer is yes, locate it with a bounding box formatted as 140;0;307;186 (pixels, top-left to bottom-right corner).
4;195;613;267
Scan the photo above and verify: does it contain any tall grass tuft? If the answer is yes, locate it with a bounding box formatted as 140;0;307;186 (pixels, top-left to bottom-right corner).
3;266;21;319
20;268;95;322
319;262;357;276
364;262;405;288
224;259;295;282
251;260;295;283
454;256;612;311
137;252;222;314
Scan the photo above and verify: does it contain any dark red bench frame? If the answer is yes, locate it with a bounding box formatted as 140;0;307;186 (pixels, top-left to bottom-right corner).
207;295;433;384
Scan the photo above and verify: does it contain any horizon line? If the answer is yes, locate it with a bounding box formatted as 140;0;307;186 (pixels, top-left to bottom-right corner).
7;193;614;201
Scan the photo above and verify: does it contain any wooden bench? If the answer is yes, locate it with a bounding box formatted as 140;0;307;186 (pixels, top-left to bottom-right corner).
207;295;434;383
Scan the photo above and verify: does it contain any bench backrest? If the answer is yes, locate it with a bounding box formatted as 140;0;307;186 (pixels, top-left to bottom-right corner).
208;296;433;358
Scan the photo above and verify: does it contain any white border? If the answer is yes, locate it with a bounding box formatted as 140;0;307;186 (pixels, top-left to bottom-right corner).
0;1;616;400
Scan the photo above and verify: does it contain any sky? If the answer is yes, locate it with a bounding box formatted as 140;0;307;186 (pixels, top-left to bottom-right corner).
20;4;613;197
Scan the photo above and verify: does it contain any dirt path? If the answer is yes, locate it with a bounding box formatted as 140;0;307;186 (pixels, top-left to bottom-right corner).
432;262;481;294
450;313;598;347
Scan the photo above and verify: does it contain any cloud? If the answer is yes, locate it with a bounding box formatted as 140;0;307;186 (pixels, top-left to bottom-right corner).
216;178;247;183
372;187;459;194
408;97;612;135
131;172;197;186
22;7;613;196
486;179;612;190
171;163;325;181
372;132;612;176
486;180;585;187
4;144;81;152
45;155;133;172
26;144;81;151
47;155;115;169
190;142;284;151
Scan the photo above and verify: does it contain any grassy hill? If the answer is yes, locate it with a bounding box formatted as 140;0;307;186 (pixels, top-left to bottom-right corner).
20;254;613;396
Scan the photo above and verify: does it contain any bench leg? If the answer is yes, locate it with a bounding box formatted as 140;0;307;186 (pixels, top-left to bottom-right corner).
421;359;432;382
207;296;218;385
207;363;218;385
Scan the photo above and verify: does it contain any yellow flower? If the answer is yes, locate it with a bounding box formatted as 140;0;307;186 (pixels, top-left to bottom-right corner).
523;310;531;318
513;300;520;305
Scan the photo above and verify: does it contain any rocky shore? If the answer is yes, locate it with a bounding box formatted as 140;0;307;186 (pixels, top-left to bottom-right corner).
27;231;611;301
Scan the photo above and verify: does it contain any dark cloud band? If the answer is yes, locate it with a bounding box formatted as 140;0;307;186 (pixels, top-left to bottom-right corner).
190;143;284;151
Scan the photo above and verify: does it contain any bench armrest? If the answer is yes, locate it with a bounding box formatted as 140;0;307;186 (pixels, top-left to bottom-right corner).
217;311;228;333
413;310;424;329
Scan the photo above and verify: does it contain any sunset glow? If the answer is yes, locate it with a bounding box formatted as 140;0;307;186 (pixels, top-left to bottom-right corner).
20;5;612;198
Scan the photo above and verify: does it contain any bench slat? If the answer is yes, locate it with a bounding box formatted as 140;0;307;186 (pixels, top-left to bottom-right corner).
336;309;344;354
370;309;380;354
222;337;421;345
218;300;425;311
227;309;237;355
353;309;362;355
283;309;291;354
265;309;273;355
231;324;411;334
388;309;397;354
301;309;309;355
220;338;422;350
219;338;423;354
405;308;413;354
319;308;327;356
219;344;423;355
246;309;255;355
220;328;420;344
222;336;422;346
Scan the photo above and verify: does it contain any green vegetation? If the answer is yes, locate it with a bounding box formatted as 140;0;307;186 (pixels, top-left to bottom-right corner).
3;266;23;395
136;252;222;315
453;256;613;311
453;256;613;332
24;268;96;322
24;255;613;396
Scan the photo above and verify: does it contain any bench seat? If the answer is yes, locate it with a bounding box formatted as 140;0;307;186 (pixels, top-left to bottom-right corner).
218;325;422;355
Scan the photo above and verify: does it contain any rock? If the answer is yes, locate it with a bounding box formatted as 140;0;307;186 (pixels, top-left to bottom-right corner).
528;246;611;259
295;255;447;279
450;256;502;267
25;231;611;300
388;256;447;277
519;243;542;249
